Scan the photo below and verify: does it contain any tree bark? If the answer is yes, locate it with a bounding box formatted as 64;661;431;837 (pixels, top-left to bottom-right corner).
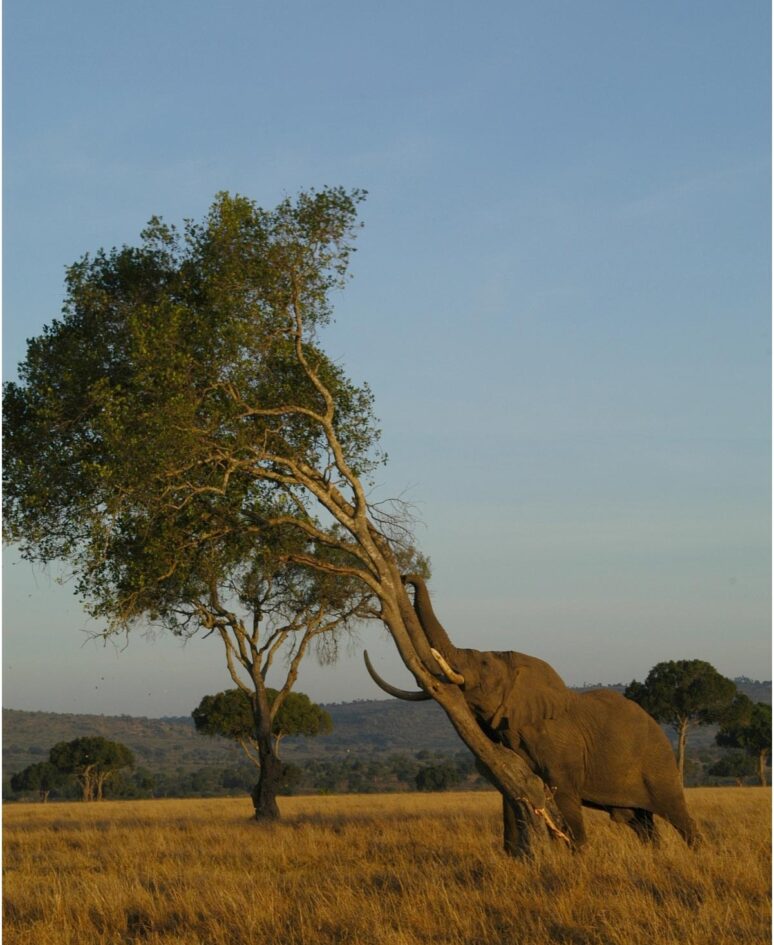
251;738;283;820
250;683;283;820
502;795;543;858
758;750;767;787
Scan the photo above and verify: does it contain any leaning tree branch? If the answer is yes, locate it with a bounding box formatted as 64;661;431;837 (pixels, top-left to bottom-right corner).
288;282;372;525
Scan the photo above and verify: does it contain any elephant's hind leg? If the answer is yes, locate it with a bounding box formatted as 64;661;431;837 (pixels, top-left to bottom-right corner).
664;804;701;847
610;808;659;844
647;780;701;848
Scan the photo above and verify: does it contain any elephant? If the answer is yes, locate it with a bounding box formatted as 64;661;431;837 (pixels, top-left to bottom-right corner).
366;575;699;850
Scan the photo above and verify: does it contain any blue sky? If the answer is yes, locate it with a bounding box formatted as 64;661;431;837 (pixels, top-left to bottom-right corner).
3;1;770;716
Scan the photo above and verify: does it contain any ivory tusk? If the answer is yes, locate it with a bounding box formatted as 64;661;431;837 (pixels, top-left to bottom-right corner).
430;648;465;685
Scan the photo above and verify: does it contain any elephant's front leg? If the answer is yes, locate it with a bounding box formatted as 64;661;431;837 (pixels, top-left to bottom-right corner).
551;789;586;848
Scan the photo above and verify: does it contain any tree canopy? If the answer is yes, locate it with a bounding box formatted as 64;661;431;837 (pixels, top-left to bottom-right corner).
4;187;385;635
48;736;134;801
625;659;737;782
193;687;332;762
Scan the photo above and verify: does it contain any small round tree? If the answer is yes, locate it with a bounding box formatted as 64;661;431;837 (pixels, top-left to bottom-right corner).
49;736;134;801
716;696;771;787
10;761;66;802
193;687;332;794
625;659;737;783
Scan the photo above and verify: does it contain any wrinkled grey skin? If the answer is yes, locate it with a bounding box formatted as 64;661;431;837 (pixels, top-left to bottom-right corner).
368;576;699;850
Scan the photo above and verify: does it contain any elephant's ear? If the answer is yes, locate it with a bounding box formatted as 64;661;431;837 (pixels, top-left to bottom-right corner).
496;657;571;730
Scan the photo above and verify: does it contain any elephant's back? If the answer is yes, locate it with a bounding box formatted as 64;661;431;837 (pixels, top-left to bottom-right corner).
576;689;681;808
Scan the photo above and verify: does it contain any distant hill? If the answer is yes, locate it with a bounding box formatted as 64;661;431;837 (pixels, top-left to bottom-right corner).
4;677;769;782
2;699;463;780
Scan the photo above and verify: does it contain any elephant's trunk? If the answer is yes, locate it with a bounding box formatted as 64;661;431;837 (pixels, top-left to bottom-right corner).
402;575;460;659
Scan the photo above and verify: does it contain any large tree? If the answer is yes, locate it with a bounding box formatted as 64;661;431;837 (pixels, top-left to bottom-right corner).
4;188;556;851
625;660;737;783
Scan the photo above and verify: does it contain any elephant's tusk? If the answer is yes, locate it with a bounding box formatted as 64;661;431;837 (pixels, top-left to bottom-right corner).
363;650;432;701
430;648;465;685
532;806;573;846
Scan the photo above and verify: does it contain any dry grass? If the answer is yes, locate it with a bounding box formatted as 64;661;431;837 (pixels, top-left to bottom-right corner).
3;788;770;945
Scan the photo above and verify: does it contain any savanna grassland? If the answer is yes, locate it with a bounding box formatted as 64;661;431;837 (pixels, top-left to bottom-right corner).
3;789;770;945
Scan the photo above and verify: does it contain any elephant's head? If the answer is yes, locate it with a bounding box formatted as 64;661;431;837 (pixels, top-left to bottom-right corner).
429;647;526;729
366;644;569;732
369;575;572;732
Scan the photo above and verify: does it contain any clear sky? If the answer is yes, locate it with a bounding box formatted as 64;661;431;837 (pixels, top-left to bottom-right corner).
3;1;771;717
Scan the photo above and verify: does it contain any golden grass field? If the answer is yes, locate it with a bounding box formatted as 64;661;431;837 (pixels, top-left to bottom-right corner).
3;788;770;945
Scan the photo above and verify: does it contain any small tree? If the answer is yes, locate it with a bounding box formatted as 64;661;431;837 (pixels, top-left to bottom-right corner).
625;660;737;783
708;751;757;786
193;686;332;788
49;737;134;801
10;761;66;802
415;762;462;792
716;696;771;787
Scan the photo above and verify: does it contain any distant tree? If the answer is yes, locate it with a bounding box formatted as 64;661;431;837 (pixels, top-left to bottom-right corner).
415;763;462;792
388;753;419;784
49;736;134;801
220;766;257;792
130;767;157;798
278;762;303;795
625;660;737;783
708;751;757;786
716;696;771;787
10;761;66;802
193;687;332;775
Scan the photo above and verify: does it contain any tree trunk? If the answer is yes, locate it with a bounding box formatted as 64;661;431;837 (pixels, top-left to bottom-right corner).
758;750;767;787
251;738;283;820
250;682;283;821
95;773;111;801
677;720;688;784
79;768;96;802
502;794;544;858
